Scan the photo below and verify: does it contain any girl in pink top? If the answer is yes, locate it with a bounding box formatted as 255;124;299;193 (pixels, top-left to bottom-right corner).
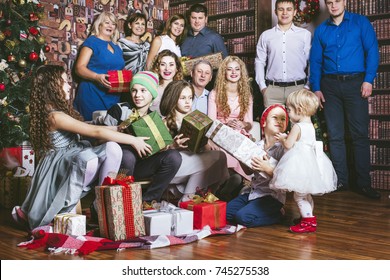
208;56;253;181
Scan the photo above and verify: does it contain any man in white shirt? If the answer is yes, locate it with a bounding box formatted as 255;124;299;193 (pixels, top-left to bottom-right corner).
255;0;311;107
190;60;213;114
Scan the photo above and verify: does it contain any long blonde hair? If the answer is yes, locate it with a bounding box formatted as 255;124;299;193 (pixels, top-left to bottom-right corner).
214;56;252;120
90;12;120;43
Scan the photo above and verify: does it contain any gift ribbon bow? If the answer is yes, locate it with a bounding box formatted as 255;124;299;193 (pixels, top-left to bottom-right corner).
102;175;134;188
118;109;140;130
157;201;182;235
191;192;219;204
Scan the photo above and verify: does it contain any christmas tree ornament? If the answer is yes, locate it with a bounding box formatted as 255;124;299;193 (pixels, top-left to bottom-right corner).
0;97;8;106
6;18;12;25
0;10;3;20
37;36;46;45
0;83;5;92
19;30;28;41
29;51;39;62
5;40;16;50
29;12;39;21
43;45;50;52
5;68;20;84
28;26;39;36
18;59;27;68
7;54;16;62
3;29;12;37
0;31;5;41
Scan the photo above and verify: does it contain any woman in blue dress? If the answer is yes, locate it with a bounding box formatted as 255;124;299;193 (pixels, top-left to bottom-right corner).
73;12;125;121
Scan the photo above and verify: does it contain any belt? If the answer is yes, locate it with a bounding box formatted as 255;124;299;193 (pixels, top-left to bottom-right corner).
266;79;306;87
324;73;364;81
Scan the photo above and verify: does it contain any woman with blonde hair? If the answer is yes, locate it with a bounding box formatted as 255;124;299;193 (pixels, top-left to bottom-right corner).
145;14;187;70
208;56;254;185
73;11;124;121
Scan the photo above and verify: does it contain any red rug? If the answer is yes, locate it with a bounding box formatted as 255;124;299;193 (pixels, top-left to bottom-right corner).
17;225;245;256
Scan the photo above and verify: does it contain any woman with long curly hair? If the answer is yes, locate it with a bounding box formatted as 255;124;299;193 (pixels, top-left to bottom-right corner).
149;50;184;112
159;80;229;202
145;13;187;70
13;65;151;230
208;56;254;185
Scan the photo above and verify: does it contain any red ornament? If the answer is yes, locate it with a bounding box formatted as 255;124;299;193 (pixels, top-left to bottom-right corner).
3;29;11;37
7;54;16;62
29;51;39;62
29;13;39;21
28;26;39;36
0;83;5;92
44;45;50;53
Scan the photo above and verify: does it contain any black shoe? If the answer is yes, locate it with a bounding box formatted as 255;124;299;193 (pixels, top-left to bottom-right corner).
336;183;349;192
355;186;381;199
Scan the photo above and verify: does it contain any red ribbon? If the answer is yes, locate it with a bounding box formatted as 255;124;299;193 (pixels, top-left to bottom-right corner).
102;176;134;188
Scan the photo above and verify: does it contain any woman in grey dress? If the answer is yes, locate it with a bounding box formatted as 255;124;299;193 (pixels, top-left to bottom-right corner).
13;65;152;230
118;13;150;74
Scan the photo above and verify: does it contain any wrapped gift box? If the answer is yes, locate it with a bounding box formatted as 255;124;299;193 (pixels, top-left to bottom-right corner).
179;200;226;230
143;208;193;236
95;181;145;241
108;70;133;93
205;120;278;178
130;111;173;156
53;213;86;236
0;141;35;176
179;110;213;153
181;52;223;76
0;174;31;208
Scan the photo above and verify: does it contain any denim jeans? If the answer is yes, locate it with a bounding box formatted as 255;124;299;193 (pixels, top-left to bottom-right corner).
226;193;283;228
321;75;371;188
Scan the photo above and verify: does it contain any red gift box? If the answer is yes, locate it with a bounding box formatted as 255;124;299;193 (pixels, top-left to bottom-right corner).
108;70;133;93
95;176;145;241
179;200;226;230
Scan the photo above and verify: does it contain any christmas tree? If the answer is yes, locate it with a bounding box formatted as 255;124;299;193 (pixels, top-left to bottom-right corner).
0;0;46;149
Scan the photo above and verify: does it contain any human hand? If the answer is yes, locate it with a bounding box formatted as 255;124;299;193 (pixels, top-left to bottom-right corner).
361;82;372;98
206;139;219;151
227;119;245;130
251;154;270;172
172;134;189;149
132;137;152;157
95;73;111;88
274;132;287;142
314;91;325;109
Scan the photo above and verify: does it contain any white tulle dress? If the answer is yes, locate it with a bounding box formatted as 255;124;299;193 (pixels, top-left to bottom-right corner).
270;122;337;195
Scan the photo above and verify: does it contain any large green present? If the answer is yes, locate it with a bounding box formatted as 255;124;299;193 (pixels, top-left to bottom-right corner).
179;110;213;153
130;111;173;156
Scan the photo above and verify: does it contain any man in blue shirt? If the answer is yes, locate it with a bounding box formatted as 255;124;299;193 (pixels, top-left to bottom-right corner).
181;3;228;58
310;0;380;199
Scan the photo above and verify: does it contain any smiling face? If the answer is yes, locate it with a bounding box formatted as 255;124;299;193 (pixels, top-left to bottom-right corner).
129;17;146;37
189;11;207;34
99;17;116;39
170;18;185;38
191;62;212;89
176;86;193;114
61;72;71;101
131;83;153;110
158;56;177;82
263;107;288;135
275;1;296;27
225;61;241;83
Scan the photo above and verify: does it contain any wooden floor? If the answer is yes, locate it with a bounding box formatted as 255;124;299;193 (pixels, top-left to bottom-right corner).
0;190;389;260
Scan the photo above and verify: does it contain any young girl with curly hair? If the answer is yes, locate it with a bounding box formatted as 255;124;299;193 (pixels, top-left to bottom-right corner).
208;55;254;182
159;80;229;202
14;65;151;230
149;50;184;112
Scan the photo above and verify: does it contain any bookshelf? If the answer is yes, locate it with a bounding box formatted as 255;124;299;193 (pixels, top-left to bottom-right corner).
347;0;390;190
169;0;272;77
